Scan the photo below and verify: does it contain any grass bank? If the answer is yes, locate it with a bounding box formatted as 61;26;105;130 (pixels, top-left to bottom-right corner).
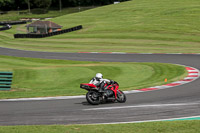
0;120;199;133
0;55;187;99
0;0;200;53
0;7;97;21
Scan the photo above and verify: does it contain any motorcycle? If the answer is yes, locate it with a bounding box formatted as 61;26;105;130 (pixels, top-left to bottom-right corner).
80;81;126;105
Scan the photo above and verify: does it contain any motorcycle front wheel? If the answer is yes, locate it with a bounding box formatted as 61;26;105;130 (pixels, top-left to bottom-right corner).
117;90;126;103
86;91;100;105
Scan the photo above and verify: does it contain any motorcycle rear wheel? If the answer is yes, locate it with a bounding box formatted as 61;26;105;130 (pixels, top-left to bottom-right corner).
117;90;126;103
86;91;100;105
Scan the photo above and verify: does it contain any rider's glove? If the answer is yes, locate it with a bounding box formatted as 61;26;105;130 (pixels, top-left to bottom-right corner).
110;80;114;84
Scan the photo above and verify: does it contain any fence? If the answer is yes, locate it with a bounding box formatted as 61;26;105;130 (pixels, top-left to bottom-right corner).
0;72;13;91
0;11;7;15
0;21;27;25
14;25;83;38
0;25;11;31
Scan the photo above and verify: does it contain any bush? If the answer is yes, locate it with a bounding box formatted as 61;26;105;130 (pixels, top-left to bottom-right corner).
31;8;49;14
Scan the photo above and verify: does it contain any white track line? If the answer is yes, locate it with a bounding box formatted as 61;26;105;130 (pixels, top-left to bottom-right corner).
81;115;200;125
83;102;200;111
0;95;85;102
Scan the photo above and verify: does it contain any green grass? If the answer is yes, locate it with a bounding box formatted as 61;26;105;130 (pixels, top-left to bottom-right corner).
0;0;200;53
0;55;187;99
0;1;197;131
0;7;97;21
0;120;199;133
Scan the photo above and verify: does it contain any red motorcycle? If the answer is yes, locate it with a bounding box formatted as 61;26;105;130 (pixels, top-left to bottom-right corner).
80;81;126;105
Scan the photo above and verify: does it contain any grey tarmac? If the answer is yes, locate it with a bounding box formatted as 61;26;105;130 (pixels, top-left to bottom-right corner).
0;47;199;125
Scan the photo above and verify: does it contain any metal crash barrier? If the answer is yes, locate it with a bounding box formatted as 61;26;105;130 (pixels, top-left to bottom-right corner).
0;72;13;91
14;25;83;38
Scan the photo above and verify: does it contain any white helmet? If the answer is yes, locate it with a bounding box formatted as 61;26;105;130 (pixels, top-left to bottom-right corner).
96;73;103;78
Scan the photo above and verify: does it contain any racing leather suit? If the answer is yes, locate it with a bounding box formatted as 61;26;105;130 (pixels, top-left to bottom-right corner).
89;77;111;92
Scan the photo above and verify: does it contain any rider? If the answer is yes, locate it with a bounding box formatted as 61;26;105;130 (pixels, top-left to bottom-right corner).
89;73;113;92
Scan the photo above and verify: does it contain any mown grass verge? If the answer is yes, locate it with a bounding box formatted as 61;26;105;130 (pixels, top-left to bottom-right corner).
0;55;187;99
0;120;199;133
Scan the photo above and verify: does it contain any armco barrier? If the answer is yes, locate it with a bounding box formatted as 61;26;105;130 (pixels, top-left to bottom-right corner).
14;25;83;38
0;21;27;25
0;72;13;91
0;25;12;31
0;26;9;31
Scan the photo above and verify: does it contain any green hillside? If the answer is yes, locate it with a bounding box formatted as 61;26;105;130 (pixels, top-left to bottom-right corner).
0;0;200;53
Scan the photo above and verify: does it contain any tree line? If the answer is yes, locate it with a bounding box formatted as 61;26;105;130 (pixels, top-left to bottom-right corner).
0;0;129;11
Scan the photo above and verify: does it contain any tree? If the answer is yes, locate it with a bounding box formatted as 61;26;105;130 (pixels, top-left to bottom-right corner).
59;0;62;12
1;0;130;11
33;0;52;9
24;0;31;13
0;0;14;11
0;0;10;6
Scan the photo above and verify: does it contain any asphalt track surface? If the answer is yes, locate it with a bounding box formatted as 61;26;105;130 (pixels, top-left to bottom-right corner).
0;47;199;125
